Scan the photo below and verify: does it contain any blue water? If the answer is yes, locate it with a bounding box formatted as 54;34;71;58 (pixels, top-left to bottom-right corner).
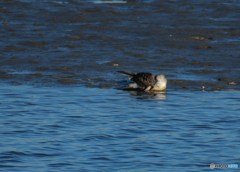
0;86;239;171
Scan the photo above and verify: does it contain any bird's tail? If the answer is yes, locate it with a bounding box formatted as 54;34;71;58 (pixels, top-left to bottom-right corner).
117;71;135;76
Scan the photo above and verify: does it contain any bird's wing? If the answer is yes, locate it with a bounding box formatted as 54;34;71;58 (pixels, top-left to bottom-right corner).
132;73;156;88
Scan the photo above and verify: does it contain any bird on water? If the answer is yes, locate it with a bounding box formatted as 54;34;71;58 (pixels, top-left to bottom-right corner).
118;71;167;91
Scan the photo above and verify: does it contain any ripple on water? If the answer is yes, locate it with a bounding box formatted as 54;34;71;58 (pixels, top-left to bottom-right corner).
0;86;240;171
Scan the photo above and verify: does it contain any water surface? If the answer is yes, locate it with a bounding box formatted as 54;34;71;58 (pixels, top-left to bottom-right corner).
1;0;240;171
0;86;239;171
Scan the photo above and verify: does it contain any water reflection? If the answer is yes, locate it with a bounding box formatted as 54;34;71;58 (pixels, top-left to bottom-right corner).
128;90;167;100
153;93;167;100
93;0;127;4
117;86;167;100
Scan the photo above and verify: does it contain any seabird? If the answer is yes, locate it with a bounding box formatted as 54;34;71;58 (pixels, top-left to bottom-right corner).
118;71;167;91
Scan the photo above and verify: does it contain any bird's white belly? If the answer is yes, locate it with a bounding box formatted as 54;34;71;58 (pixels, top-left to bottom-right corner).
126;82;139;88
151;83;167;91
